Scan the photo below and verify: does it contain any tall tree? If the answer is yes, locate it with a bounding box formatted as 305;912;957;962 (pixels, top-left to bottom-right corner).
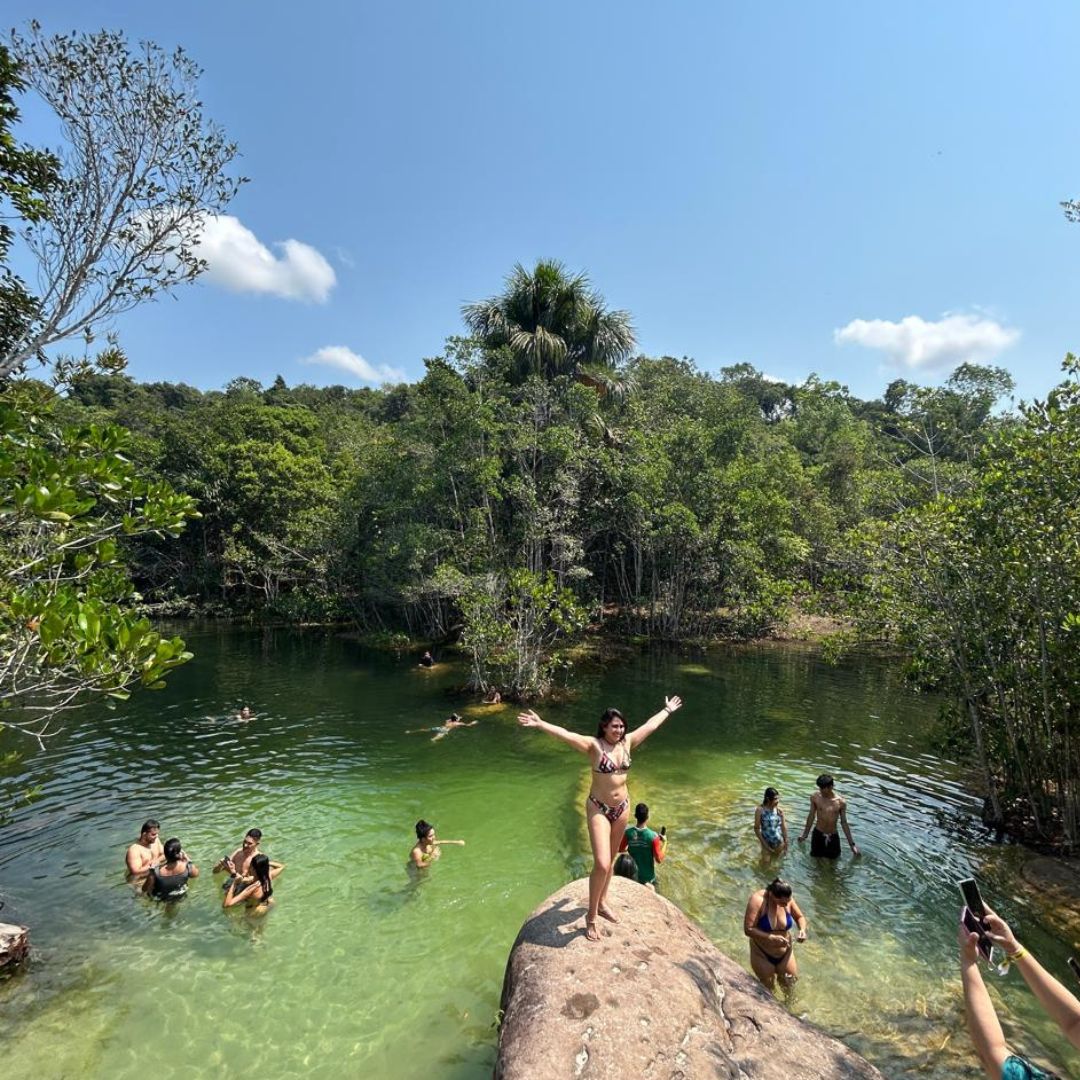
462;259;636;389
0;24;242;379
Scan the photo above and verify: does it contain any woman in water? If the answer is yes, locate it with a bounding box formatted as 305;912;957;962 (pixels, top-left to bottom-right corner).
142;838;199;901
518;695;683;941
754;786;789;855
410;820;466;867
223;853;283;914
743;877;807;990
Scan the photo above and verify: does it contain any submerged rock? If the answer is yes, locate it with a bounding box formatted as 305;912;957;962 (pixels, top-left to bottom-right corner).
496;877;884;1080
0;922;30;972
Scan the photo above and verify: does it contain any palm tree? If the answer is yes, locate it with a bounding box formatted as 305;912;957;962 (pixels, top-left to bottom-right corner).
462;260;636;391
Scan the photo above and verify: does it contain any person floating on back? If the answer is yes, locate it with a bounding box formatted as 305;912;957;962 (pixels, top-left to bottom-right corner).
797;773;859;858
619;802;666;889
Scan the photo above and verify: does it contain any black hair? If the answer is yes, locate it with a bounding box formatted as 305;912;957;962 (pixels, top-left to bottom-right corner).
614;852;638;880
816;774;834;790
163;838;183;862
763;787;779;804
595;708;626;740
766;877;793;900
415;819;434;841
246;828;263;841
449;713;462;722
250;853;273;901
141;819;160;835
634;802;649;824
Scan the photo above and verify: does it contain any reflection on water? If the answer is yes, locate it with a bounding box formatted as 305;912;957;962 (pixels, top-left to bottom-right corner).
0;630;1077;1079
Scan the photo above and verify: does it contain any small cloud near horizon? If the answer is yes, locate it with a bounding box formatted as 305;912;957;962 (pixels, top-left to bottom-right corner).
834;312;1019;372
299;345;405;385
197;214;336;303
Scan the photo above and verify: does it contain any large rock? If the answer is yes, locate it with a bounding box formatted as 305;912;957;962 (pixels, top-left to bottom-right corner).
0;922;29;972
496;877;884;1080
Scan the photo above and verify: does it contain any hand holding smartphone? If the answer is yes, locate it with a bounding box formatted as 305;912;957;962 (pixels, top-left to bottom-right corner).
958;877;994;963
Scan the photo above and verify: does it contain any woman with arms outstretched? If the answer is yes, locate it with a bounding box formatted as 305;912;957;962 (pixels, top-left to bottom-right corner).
518;695;683;941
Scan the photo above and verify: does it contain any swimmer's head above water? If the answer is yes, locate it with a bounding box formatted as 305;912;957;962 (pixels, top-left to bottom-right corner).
763;787;779;806
766;877;793;901
415;820;435;842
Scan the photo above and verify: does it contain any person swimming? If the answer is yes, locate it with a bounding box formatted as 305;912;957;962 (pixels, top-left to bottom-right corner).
407;714;478;742
409;820;466;867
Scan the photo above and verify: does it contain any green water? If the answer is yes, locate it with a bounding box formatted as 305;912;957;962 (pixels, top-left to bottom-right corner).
0;628;1077;1079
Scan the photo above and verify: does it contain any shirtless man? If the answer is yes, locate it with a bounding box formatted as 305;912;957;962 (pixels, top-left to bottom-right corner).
214;828;266;879
125;819;164;877
797;774;860;858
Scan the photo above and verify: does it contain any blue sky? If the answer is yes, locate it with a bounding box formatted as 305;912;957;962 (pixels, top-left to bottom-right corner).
8;2;1080;401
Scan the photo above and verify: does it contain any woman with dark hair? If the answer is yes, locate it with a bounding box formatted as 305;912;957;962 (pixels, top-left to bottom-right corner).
142;838;199;900
223;853;284;914
743;877;807;990
754;787;789;855
518;695;683;941
409;820;466;868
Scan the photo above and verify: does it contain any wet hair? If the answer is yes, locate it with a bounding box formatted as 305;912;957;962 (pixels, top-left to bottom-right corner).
245;828;263;842
163;838;183;862
614;853;638;880
595;708;626;740
140;819;160;835
415;819;435;842
250;853;273;901
766;877;793;900
634;802;649;824
449;713;462;723
763;787;779;805
816;774;835;790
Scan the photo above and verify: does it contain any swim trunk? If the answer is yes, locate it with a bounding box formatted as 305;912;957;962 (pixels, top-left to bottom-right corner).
810;827;841;859
1002;1054;1053;1079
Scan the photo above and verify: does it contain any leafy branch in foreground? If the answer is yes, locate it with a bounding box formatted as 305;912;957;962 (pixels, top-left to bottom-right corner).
0;379;198;741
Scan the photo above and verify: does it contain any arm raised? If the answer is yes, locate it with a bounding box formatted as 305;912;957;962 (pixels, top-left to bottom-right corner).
627;695;682;750
517;710;593;754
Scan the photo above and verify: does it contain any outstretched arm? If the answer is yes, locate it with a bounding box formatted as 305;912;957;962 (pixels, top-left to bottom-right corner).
959;919;1010;1079
983;907;1080;1051
517;710;593;753
434;839;466;847
627;696;683;750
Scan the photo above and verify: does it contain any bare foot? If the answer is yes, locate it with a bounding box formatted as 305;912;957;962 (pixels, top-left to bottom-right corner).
598;904;619;924
585;918;600;942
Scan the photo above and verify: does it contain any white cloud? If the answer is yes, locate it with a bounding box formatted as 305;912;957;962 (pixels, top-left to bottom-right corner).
834;313;1019;372
197;214;336;303
299;345;405;386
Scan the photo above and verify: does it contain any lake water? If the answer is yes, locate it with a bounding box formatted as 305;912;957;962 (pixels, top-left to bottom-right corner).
0;628;1076;1078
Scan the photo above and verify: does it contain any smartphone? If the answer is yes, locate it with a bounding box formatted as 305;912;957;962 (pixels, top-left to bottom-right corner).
660;826;667;837
963;906;993;963
1068;957;1080;984
958;878;987;920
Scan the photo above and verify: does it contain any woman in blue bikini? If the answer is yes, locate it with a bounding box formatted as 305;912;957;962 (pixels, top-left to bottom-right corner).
743;877;808;990
518;695;683;941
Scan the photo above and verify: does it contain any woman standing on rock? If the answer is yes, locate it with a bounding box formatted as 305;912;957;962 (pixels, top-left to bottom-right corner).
743;877;807;991
518;695;683;941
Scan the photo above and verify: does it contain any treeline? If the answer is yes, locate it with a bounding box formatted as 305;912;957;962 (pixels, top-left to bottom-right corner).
53;339;1014;668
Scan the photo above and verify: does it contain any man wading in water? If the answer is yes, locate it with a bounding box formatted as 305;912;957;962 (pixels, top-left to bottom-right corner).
797;774;860;858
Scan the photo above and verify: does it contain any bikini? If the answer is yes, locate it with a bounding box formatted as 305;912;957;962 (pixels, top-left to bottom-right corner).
754;901;794;966
588;740;631;823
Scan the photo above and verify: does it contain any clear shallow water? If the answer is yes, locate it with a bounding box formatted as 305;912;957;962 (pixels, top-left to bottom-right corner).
0;629;1076;1079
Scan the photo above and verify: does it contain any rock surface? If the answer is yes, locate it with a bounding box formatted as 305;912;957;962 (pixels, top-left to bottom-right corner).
496;877;884;1080
0;921;29;971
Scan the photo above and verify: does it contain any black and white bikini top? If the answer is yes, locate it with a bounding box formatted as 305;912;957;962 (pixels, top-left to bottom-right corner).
593;738;631;774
